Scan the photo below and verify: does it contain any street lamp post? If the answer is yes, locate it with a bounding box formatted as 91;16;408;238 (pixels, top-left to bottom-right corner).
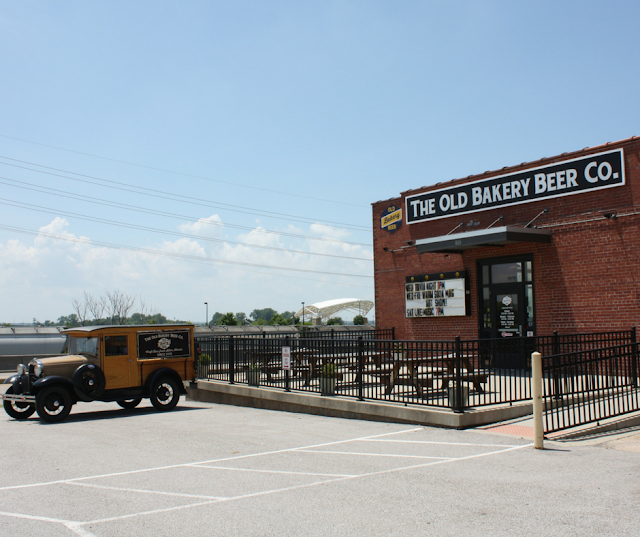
301;301;305;326
204;302;208;327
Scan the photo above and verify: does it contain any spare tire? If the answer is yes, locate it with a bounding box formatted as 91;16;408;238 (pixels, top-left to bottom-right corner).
72;364;106;399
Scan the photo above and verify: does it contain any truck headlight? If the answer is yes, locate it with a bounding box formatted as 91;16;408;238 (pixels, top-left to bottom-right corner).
17;364;27;375
33;360;44;378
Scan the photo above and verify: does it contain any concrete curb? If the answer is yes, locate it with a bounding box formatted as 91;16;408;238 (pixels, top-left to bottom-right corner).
187;379;533;429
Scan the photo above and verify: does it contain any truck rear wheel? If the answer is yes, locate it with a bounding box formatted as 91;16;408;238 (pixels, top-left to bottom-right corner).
149;377;180;411
3;386;36;420
117;398;142;409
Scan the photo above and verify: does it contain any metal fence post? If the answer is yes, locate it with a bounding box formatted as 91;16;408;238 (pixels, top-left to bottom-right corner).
631;326;638;387
358;336;364;401
284;335;291;392
532;351;544;449
229;336;235;384
552;330;561;398
452;336;463;413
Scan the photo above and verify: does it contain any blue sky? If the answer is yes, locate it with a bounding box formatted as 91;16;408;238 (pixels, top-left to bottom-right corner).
1;1;638;324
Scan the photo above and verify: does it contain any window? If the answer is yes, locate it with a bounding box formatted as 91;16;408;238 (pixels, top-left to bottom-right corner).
63;337;99;357
105;335;128;356
491;262;523;283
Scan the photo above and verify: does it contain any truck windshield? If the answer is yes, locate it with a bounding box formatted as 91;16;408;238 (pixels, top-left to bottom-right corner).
63;336;99;357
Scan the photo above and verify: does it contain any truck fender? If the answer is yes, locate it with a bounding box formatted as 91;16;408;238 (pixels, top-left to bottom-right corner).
32;376;78;402
145;368;186;396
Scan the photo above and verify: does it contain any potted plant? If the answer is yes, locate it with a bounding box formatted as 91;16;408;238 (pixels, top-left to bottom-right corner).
197;353;211;376
247;362;261;387
318;363;338;395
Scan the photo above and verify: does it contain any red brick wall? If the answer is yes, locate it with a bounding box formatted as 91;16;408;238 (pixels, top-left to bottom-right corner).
373;137;640;339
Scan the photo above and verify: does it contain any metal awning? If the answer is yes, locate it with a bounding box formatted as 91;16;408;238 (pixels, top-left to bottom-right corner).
415;225;551;254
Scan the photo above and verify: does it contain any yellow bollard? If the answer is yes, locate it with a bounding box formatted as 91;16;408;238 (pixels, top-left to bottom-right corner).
532;351;544;449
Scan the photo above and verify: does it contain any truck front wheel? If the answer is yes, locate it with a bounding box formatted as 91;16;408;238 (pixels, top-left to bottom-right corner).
36;386;73;423
3;387;36;420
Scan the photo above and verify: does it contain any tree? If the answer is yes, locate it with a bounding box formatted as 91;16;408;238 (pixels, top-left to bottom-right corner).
85;291;106;324
235;312;247;325
281;311;295;321
353;315;365;325
252;318;268;326
250;308;277;323
71;298;88;326
211;312;224;325
57;314;80;327
326;317;343;325
218;312;238;326
268;313;289;326
106;290;136;325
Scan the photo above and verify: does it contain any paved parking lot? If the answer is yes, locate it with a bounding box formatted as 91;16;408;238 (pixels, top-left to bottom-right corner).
1;396;639;536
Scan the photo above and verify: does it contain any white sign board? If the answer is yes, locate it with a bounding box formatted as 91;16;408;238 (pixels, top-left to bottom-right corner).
282;346;291;370
405;274;466;317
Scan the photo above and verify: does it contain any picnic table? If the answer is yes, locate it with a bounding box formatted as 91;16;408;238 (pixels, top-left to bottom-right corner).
249;348;319;381
383;354;487;397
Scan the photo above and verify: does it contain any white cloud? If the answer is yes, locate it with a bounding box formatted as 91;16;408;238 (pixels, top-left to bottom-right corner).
0;217;374;324
309;223;352;240
178;214;224;239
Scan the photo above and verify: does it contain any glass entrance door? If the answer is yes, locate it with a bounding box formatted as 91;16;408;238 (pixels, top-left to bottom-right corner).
478;255;535;369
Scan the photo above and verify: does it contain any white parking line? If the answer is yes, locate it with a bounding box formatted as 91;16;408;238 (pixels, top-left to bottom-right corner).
80;442;533;527
296;450;454;460
0;427;423;492
65;481;227;500
191;464;357;477
362;439;523;447
0;511;94;537
0;427;532;537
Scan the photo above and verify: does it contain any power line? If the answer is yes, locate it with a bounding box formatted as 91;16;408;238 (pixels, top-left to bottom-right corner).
0;175;372;247
0;224;373;279
0;156;371;232
0;197;373;261
0;133;369;208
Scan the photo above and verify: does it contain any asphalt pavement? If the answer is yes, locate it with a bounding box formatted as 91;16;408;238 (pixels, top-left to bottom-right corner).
1;395;639;537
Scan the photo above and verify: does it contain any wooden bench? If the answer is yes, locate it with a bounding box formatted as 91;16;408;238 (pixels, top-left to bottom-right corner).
426;373;488;393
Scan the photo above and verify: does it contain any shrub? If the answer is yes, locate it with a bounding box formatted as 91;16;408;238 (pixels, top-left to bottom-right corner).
319;363;338;378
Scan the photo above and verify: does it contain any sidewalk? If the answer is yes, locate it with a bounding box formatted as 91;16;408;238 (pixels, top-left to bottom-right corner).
478;408;640;444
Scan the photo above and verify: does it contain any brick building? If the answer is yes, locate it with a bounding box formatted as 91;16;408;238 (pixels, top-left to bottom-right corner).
373;136;640;341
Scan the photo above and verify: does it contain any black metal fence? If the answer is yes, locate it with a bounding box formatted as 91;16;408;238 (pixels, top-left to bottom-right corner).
542;341;640;432
195;335;538;411
195;329;639;416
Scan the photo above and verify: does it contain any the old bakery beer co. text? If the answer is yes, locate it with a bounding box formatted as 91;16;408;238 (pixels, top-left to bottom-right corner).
406;149;624;223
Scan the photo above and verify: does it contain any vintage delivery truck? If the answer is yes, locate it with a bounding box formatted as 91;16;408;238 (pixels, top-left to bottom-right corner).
3;324;196;423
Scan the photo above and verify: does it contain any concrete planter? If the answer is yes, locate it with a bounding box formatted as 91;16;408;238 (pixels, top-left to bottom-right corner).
247;370;260;387
448;385;469;409
319;377;337;396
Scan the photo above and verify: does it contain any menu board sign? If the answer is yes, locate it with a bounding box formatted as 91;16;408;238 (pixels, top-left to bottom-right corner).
405;271;467;317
